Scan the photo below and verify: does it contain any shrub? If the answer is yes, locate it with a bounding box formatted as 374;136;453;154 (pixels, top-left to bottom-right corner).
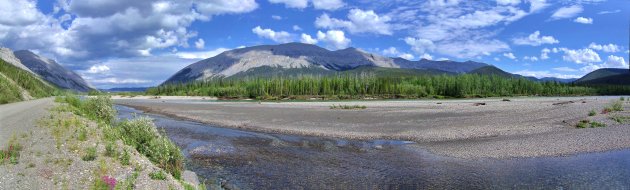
82;146;97;161
590;121;606;128
117;118;183;179
621;97;626;101
576;120;589;128
119;149;130;166
83;96;117;124
77;127;88;141
588;110;597;116
149;171;167;180
104;142;117;157
612;101;623;112
92;176;116;190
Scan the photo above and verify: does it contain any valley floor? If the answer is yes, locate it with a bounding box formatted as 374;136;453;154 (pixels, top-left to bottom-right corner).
114;96;630;159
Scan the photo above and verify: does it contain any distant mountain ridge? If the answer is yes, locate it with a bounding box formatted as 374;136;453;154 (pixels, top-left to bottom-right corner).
14;50;93;92
574;68;630;85
163;43;489;84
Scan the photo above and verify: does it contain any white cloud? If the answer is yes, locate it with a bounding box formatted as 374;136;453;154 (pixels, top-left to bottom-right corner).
523;56;538;61
503;52;517;60
196;0;258;15
293;25;302;31
573;17;592;24
400;53;415;60
512;31;559;46
436;39;510;59
550;5;583;20
252;26;292;43
269;0;344;10
91;78;152;84
86;65;110;74
316;30;350;49
195;38;205;49
560;48;601;64
269;0;308;9
496;0;521;5
602;55;628;68
553;67;577;72
588;43;620;53
514;70;581;79
382;47;415;60
598;10;620;14
312;0;345;10
419;53;432;60
271;15;282;20
300;33;318;44
0;0;43;26
540;48;551;59
175;48;231;59
315;9;392;35
404;37;435;54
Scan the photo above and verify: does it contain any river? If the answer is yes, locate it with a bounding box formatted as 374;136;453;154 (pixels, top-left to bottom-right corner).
115;104;630;189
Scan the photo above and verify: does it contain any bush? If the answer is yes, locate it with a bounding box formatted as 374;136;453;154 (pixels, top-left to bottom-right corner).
117;118;183;179
82;146;97;161
83;96;117;124
149;171;167;180
612;101;623;112
588;110;597;116
105;142;117;157
576;120;589;128
590;121;607;128
119;149;130;166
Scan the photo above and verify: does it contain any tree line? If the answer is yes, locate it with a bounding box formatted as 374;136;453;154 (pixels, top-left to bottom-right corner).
147;74;630;100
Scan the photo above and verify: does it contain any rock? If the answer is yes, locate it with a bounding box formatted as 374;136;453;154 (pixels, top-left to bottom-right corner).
182;170;200;187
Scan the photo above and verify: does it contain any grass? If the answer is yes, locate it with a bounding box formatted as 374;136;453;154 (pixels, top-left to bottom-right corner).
119;149;130;166
602;100;624;114
576;120;607;128
104;142;117;157
330;104;367;110
0;137;23;165
82;146;97;161
610;115;630;124
149;171;167;180
588;110;597;116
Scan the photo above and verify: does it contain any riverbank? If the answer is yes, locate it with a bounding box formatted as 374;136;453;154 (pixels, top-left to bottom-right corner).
114;96;630;159
0;97;204;189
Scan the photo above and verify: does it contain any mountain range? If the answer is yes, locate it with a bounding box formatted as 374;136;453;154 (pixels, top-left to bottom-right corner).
0;47;93;92
163;43;582;85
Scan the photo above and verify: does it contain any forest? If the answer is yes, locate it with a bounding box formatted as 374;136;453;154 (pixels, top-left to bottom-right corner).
147;74;630;100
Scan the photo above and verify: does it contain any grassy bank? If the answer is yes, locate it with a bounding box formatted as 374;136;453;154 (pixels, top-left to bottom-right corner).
51;95;204;189
147;74;630;100
0;59;59;104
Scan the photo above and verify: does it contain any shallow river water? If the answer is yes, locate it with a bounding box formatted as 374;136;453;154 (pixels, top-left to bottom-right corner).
115;105;630;189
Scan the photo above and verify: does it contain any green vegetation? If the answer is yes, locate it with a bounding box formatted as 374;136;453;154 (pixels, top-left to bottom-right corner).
82;146;97;161
588;110;597;116
57;95;184;180
603;100;624;114
149;171;167;180
148;74;630;100
330;104;367;110
611;115;630;124
0;59;58;104
0;136;23;165
576;120;607;128
621;97;626;101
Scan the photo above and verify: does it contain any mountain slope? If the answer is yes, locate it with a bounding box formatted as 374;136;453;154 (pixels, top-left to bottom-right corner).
0;47;35;74
0;58;58;104
163;43;488;84
574;68;629;84
14;50;93;92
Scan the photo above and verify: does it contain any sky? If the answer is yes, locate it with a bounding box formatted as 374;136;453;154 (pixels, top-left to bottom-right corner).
0;0;628;89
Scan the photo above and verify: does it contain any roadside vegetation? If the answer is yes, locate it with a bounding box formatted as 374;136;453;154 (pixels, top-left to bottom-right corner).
0;135;22;165
0;59;59;104
148;74;630;100
47;95;204;189
330;104;367;110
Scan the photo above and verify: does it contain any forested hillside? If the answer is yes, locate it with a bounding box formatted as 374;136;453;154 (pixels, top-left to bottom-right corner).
0;59;58;104
147;74;630;100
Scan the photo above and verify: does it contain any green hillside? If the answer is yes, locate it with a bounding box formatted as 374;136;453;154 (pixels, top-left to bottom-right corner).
468;66;514;78
0;59;58;104
574;68;629;84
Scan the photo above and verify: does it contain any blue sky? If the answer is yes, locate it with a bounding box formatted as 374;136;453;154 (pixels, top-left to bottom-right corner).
0;0;628;88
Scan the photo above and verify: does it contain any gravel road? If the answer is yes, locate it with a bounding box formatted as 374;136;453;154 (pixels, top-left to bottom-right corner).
0;98;53;149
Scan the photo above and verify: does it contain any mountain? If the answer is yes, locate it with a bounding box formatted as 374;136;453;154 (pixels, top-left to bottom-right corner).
574;68;630;85
14;50;93;92
163;43;488;84
469;66;514;78
0;57;58;104
0;47;36;74
103;87;149;92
